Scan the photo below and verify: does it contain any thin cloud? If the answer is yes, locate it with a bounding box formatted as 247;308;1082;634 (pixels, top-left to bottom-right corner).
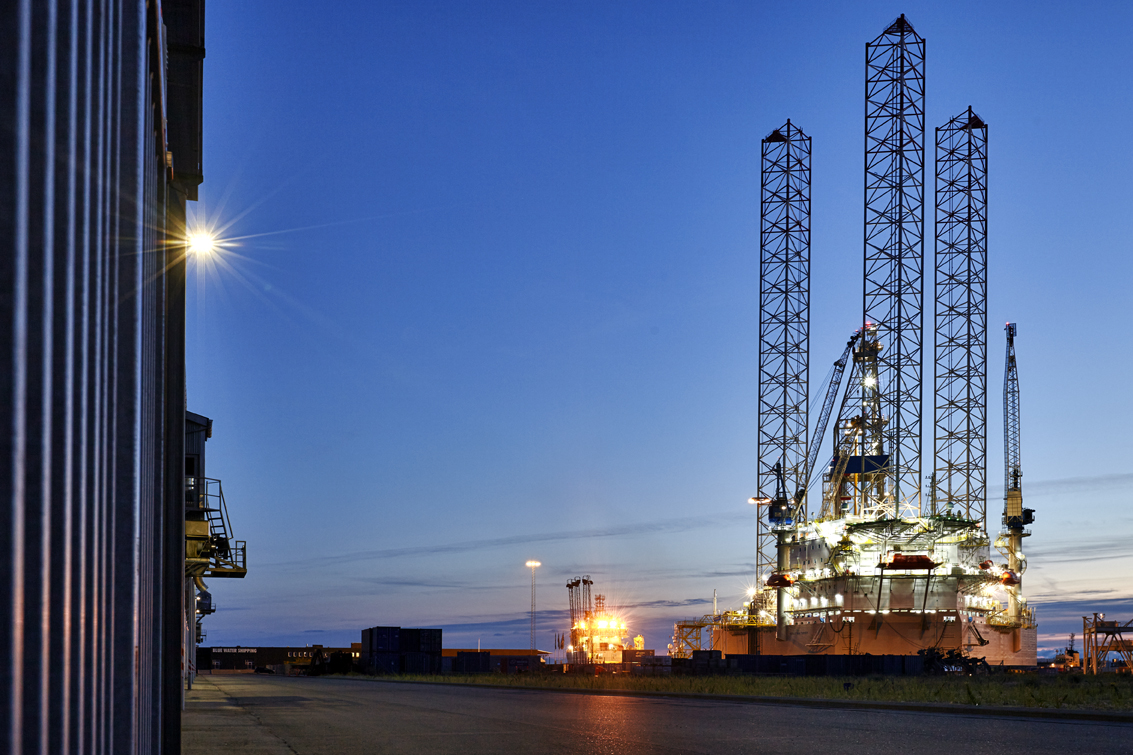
1025;536;1131;565
626;598;712;609
348;577;504;591
265;473;1133;572
988;472;1133;499
1027;596;1133;621
263;510;752;570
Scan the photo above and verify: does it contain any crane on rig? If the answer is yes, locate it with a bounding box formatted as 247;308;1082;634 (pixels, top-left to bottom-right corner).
1001;323;1034;626
792;331;861;519
765;329;864;527
820;324;887;519
765;330;861;530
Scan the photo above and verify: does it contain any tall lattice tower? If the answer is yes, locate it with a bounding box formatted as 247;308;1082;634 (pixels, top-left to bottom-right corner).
863;15;925;518
757;120;810;582
934;108;988;525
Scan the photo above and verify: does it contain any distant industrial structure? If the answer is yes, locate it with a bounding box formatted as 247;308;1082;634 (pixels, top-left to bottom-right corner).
1083;615;1133;675
566;576;646;665
675;15;1038;666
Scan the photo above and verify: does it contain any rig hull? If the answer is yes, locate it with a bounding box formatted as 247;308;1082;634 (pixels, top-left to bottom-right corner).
696;514;1038;667
714;614;1037;666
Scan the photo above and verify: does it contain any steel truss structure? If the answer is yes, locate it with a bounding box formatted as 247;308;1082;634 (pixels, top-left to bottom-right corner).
1084;614;1133;675
670;618;709;658
758;120;811;581
933;108;988;524
566;576;593;662
863;15;925;518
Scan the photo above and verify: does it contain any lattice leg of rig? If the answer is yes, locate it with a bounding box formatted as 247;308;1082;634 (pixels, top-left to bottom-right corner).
863;15;926;517
934;107;988;526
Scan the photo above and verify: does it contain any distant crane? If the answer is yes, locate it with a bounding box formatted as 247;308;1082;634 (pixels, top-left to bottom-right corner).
1002;323;1034;626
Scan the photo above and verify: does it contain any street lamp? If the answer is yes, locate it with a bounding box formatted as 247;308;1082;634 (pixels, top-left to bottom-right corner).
525;560;541;650
747;497;769;586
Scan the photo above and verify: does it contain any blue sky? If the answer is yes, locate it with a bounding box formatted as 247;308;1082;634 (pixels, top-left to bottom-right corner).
188;1;1133;657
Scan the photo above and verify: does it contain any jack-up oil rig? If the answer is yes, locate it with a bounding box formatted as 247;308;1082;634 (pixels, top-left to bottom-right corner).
675;15;1037;665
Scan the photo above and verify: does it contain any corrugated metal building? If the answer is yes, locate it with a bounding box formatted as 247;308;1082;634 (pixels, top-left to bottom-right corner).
2;1;204;752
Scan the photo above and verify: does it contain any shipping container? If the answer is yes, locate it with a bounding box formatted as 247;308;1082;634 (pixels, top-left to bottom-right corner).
401;652;442;675
365;626;400;653
398;628;443;653
365;651;400;675
454;651;491;674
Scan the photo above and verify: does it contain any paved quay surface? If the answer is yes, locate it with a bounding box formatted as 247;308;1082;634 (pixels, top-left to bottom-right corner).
183;674;1133;754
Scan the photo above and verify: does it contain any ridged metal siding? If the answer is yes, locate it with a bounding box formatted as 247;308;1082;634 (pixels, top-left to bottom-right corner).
1;2;186;752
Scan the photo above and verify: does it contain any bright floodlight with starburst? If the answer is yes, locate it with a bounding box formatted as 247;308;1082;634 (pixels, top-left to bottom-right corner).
188;231;217;256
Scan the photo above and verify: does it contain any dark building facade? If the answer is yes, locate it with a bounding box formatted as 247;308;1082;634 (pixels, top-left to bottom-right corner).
198;645;363;675
2;2;205;752
441;649;550;674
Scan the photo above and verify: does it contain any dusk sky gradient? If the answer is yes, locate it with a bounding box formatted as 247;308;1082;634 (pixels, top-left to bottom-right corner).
188;1;1133;657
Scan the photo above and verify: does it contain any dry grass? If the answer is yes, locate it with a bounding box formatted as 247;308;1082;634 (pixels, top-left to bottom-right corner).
365;671;1133;711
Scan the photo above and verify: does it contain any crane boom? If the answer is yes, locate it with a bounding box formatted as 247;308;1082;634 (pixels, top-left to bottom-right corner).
821;368;865;518
821;326;884;519
793;332;861;513
1002;322;1033;627
1004;323;1021;496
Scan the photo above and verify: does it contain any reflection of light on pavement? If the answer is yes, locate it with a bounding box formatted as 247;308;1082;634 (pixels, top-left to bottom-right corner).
573;694;651;755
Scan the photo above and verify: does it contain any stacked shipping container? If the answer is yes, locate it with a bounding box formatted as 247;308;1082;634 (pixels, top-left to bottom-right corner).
361;626;443;674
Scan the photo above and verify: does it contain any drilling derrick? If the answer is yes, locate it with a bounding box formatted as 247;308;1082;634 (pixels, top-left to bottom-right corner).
566;576;593;663
934;109;988;524
1001;324;1034;629
757;120;811;604
863;14;925;517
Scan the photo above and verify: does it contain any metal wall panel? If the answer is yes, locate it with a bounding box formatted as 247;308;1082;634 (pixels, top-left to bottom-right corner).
2;1;194;752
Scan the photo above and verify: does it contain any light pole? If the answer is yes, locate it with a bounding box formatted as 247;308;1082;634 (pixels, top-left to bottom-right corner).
525;561;541;650
748;496;770;585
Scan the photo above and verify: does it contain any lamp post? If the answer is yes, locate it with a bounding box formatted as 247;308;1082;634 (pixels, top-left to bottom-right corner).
525;561;541;650
748;496;770;585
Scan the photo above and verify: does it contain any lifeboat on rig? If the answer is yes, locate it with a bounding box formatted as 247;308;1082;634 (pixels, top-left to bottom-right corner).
766;573;794;588
882;553;938;570
1000;570;1021;586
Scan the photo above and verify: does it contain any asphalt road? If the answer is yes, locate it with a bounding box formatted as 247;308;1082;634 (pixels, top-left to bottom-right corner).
184;674;1133;755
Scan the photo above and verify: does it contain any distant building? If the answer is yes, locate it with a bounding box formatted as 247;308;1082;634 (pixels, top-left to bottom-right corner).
442;648;550;674
198;644;362;675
